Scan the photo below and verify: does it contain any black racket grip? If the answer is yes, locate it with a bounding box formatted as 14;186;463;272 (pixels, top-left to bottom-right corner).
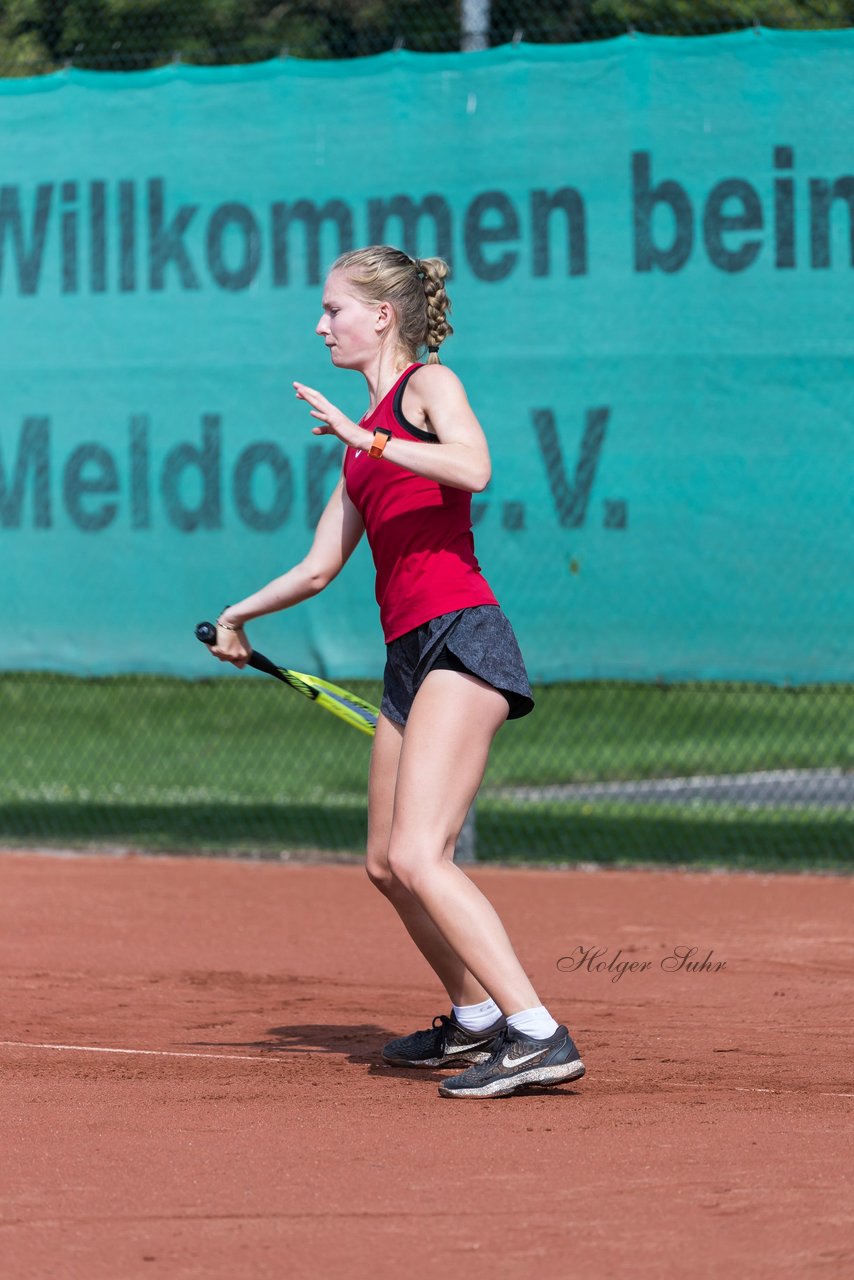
195;620;285;683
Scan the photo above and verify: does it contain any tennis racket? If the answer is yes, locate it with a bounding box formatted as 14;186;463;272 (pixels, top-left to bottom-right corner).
195;621;378;737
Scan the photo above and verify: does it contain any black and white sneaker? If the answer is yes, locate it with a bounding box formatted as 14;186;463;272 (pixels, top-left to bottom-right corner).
438;1024;585;1098
382;1012;506;1069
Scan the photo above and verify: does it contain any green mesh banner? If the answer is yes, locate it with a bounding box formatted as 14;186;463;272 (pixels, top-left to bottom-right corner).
1;31;852;680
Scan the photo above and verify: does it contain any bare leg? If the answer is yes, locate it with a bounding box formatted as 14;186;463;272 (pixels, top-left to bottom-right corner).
365;712;491;1007
384;669;542;1016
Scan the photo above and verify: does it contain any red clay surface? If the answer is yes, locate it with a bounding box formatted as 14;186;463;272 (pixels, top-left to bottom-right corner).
1;851;852;1279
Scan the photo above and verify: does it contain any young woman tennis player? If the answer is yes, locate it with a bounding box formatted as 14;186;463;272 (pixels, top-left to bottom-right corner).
209;246;584;1099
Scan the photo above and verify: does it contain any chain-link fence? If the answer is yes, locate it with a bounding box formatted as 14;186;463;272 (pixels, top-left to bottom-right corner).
1;2;853;74
2;4;852;869
2;674;851;869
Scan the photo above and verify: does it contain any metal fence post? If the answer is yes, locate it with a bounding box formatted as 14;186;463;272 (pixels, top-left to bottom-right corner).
461;0;490;52
455;802;477;863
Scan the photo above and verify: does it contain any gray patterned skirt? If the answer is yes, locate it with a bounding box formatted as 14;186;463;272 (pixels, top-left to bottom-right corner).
381;604;534;726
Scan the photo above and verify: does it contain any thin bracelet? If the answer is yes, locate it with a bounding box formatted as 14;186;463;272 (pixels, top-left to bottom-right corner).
217;612;244;631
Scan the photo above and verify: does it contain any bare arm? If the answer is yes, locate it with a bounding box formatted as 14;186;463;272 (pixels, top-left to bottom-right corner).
294;364;491;493
211;470;364;666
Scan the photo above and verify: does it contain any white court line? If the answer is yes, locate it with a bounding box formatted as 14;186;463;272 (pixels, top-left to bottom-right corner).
0;1040;299;1063
734;1087;854;1098
594;1075;854;1099
3;1044;853;1096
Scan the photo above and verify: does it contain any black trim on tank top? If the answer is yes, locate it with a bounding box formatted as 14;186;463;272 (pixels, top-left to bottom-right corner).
392;365;439;442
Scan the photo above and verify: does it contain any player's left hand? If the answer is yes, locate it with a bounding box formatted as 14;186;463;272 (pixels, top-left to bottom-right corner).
294;382;363;448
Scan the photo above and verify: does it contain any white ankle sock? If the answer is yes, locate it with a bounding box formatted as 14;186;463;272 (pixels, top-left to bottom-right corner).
452;997;502;1032
507;1005;559;1040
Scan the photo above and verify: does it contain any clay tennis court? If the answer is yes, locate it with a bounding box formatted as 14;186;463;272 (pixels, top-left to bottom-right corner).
2;850;852;1278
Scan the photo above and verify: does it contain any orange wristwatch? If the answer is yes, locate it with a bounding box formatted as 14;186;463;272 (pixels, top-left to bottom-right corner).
369;427;392;459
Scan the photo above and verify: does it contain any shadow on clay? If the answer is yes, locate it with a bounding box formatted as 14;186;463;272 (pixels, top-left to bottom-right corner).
183;1024;587;1096
184;1021;395;1066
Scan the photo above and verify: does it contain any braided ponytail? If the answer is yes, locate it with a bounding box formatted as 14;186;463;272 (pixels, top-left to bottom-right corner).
331;246;454;364
415;257;454;364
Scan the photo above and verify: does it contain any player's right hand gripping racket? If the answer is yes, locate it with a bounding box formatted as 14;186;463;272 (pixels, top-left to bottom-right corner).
195;622;378;737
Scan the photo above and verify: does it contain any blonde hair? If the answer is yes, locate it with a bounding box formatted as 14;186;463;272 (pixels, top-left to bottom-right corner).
331;245;453;364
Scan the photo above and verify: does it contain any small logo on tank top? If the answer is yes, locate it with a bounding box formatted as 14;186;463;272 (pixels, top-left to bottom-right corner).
354;449;363;459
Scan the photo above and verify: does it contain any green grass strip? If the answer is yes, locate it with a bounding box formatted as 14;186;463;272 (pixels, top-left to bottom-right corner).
1;673;851;870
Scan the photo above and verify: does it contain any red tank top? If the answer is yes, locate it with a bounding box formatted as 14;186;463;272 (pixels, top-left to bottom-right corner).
343;364;498;643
